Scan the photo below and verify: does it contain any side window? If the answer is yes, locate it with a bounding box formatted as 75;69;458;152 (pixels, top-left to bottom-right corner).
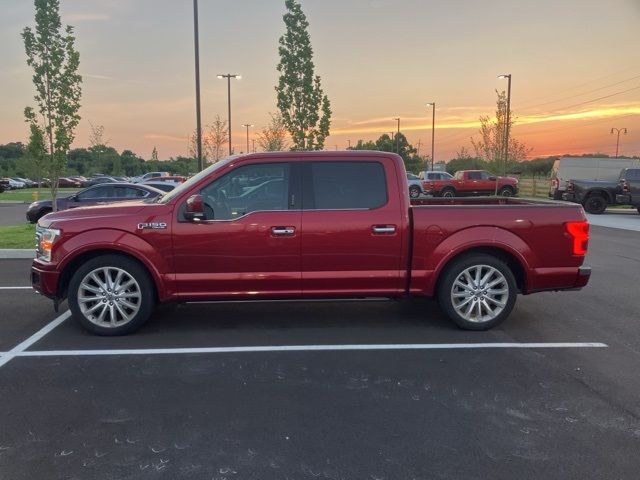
468;171;482;180
627;170;640;181
480;171;492;179
114;187;147;198
198;163;289;220
78;186;109;200
308;161;387;210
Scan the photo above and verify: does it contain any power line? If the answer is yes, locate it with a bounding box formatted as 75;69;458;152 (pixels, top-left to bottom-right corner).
543;85;640;113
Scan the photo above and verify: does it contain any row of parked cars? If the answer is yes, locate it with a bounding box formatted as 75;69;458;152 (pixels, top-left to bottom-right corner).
25;172;187;223
548;157;640;214
406;170;519;198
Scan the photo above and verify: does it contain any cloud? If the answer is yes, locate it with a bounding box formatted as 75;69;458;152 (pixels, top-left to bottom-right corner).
66;13;111;22
81;73;114;81
144;134;187;143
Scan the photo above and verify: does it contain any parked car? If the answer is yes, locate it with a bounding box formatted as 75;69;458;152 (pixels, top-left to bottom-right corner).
425;170;519;197
83;176;119;187
615;168;640;214
141;181;178;192
7;178;26;189
58;177;83;188
407;172;424;198
147;175;186;183
26;183;164;223
0;178;10;193
549;156;640;200
131;171;170;183
419;170;453;181
13;177;37;188
31;151;590;336
564;168;640;214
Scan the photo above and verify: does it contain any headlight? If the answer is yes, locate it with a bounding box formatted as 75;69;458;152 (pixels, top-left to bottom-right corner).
35;226;61;262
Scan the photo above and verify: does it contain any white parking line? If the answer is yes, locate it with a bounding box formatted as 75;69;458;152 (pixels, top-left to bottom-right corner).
0;310;71;368
0;286;32;290
13;342;607;358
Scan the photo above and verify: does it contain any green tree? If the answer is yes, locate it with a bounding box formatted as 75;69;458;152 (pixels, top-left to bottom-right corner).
25;126;47;192
276;0;331;150
351;133;424;173
22;0;82;210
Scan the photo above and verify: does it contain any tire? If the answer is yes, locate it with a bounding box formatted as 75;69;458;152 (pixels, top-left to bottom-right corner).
441;188;456;198
582;194;607;214
409;185;421;198
437;253;517;331
68;254;155;335
499;187;514;197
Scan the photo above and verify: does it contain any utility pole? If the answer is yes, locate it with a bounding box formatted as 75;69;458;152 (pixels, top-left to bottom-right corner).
426;102;436;171
393;118;400;154
611;128;628;158
252;139;256;153
192;0;203;171
217;73;241;156
242;124;253;155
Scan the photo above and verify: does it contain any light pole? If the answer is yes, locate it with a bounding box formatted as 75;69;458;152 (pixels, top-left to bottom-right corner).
347;139;351;149
426;102;436;171
252;139;256;153
192;0;203;171
498;74;512;175
393;118;400;153
611;128;628;158
217;74;241;156
242;124;253;154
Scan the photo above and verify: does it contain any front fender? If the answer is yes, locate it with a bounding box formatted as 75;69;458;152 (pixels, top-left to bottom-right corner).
54;229;175;301
411;226;534;296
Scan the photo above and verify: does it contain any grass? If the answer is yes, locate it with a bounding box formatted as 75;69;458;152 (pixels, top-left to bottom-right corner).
0;224;36;249
0;188;80;203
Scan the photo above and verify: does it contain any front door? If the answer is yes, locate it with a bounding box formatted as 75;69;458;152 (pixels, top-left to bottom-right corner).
300;159;405;296
172;162;302;299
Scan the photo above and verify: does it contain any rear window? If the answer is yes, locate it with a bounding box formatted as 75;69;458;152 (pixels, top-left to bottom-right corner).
624;169;640;181
309;161;387;210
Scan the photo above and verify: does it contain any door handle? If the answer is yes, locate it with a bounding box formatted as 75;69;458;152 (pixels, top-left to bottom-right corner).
372;225;396;234
271;226;296;236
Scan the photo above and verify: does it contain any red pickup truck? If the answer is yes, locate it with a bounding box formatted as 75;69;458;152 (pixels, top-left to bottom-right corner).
425;170;519;197
32;151;590;335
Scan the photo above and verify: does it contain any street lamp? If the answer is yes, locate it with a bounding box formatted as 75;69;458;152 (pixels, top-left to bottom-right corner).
497;74;512;174
217;74;241;156
242;124;253;154
426;102;436;171
393;118;400;153
192;0;203;171
610;128;628;158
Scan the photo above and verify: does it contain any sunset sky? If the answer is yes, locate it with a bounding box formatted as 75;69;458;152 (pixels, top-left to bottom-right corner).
1;0;639;161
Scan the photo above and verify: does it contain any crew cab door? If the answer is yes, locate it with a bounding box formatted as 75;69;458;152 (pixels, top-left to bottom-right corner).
172;161;302;298
300;159;405;296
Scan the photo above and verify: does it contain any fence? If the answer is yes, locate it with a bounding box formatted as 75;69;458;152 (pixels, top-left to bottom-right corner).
517;176;549;198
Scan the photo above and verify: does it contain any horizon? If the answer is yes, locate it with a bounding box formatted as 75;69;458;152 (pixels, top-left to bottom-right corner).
1;0;639;161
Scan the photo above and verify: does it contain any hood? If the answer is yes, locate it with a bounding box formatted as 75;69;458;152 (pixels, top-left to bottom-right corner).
39;200;150;227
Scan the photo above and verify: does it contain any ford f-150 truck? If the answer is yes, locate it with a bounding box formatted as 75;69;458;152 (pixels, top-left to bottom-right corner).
565;168;640;214
424;170;519;197
31;151;590;335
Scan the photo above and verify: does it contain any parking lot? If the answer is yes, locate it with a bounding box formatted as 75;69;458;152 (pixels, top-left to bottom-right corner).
0;225;639;479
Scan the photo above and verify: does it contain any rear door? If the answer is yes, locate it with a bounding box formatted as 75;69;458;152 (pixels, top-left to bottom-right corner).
627;169;640;204
300;158;404;296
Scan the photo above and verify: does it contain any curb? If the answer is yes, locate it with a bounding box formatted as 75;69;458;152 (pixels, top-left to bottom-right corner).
0;249;34;259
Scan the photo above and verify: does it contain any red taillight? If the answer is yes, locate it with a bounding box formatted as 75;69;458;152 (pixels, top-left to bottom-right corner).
621;180;630;193
566;181;574;192
565;221;589;256
551;178;559;189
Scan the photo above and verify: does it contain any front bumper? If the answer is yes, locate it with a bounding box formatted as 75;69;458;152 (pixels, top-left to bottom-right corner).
31;261;61;300
26;208;40;223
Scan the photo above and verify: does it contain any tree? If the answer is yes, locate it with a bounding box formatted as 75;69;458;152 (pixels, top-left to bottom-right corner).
350;133;424;173
205;115;228;162
23;0;82;211
188;129;208;162
257;112;289;151
276;0;331;150
470;90;531;175
151;146;158;161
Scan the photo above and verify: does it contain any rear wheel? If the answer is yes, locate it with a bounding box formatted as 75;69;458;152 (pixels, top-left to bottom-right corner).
68;254;155;335
437;254;517;330
583;194;607;214
441;188;456;198
409;185;421;198
499;186;514;197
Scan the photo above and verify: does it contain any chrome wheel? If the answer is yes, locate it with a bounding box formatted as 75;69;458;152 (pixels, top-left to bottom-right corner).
450;264;508;323
442;190;455;198
77;267;141;328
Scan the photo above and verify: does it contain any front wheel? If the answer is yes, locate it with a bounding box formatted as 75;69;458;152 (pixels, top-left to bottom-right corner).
437;254;517;330
499;187;514;197
68;254;155;335
441;188;456;198
409;185;421;198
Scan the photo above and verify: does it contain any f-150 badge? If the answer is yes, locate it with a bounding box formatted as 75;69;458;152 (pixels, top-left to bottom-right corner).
137;222;167;230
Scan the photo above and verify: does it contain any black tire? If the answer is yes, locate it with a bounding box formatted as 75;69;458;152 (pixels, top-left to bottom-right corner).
441;188;456;198
583;194;607;214
437;253;517;331
409;185;421;198
68;254;155;335
34;208;52;223
499;186;514;197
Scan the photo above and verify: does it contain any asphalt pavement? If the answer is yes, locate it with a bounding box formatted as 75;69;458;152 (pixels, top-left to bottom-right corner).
0;203;29;226
0;226;639;479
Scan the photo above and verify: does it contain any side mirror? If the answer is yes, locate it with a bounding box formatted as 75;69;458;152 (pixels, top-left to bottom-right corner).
489;176;497;181
185;194;205;222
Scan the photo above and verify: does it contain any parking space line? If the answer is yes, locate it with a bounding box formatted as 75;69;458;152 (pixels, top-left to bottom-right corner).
14;342;607;359
0;310;71;368
0;286;32;290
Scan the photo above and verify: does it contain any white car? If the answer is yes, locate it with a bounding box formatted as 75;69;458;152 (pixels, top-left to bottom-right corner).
407;172;424;198
8;178;26;189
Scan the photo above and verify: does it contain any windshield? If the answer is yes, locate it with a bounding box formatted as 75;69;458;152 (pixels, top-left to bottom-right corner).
156;156;239;204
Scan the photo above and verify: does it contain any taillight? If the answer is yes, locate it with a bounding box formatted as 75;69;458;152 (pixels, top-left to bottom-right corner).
551;178;559;189
565;221;589;256
621;180;630;193
566;181;574;192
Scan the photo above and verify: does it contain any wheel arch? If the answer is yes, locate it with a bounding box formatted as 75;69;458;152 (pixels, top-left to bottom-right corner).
584;188;613;203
